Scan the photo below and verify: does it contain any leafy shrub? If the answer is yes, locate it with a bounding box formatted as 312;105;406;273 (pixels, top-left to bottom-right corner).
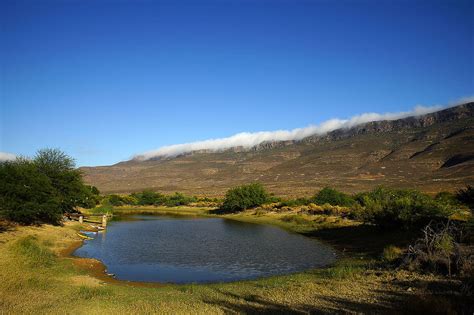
163;192;197;206
222;183;269;212
131;190;165;205
354;187;455;227
312;187;355;207
107;194;125;206
435;191;461;207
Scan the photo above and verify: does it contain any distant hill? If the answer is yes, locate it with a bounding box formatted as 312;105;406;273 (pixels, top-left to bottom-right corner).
81;102;474;196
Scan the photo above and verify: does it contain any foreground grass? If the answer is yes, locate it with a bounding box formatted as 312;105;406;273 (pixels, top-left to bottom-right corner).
0;213;471;314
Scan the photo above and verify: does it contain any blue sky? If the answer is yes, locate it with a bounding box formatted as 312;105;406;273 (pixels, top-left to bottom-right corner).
1;0;472;166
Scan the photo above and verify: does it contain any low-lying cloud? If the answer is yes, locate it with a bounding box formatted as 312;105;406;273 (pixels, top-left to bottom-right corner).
134;98;472;161
0;152;16;162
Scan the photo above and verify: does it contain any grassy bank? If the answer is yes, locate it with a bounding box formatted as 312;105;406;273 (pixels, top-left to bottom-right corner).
0;211;471;314
81;205;215;217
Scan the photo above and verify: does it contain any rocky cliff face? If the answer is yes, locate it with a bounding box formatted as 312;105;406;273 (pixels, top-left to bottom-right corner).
305;102;473;143
82;103;474;196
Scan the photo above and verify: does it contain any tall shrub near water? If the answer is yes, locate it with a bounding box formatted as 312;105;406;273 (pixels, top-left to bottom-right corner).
222;183;269;212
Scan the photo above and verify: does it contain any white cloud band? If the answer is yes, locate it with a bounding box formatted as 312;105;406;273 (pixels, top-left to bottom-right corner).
134;98;472;160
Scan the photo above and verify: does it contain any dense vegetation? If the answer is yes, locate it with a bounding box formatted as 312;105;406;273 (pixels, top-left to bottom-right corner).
0;149;99;224
221;183;269;212
219;183;472;230
312;187;355;207
103;191;206;207
353;187;457;227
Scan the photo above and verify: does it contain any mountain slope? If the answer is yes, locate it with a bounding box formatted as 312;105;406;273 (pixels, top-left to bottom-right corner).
82;103;474;196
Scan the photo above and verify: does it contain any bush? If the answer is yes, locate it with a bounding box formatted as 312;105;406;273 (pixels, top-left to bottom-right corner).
435;191;461;207
401;221;466;276
312;187;355;207
131;190;165;205
222;183;269;212
107;194;125;206
354;187;455;227
163;192;197;206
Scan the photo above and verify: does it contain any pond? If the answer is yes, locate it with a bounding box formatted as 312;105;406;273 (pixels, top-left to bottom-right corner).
73;215;336;284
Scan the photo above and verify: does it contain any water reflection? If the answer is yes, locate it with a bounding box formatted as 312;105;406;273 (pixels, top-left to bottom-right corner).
74;215;335;284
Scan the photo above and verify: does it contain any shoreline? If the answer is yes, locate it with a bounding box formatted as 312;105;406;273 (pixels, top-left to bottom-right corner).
62;224;166;288
68;209;342;287
1;211;469;313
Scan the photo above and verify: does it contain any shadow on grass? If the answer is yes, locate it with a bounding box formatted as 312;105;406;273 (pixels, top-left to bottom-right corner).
203;277;474;314
202;287;397;314
0;220;15;234
304;224;419;258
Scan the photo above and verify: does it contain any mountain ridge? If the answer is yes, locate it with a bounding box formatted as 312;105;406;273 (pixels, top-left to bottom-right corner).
82;102;474;196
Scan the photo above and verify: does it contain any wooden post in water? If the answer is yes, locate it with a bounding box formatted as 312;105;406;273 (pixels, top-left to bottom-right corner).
102;215;107;228
79;215;83;223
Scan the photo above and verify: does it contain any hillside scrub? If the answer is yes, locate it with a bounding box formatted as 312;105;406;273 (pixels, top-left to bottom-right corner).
104;191;198;207
0;149;99;225
353;187;458;228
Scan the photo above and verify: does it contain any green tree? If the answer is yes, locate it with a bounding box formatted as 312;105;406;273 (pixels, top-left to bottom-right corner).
0;149;95;224
222;183;269;212
34;149;87;213
0;158;62;224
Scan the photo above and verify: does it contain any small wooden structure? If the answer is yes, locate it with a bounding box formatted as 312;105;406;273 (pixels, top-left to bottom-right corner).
65;213;110;228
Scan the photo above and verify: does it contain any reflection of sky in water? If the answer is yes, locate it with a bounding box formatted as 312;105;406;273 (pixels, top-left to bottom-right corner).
74;215;336;284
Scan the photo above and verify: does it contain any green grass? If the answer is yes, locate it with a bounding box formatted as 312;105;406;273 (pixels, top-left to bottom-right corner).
11;235;56;267
317;259;367;280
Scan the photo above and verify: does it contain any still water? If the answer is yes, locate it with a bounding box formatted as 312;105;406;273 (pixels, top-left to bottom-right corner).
73;215;336;284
